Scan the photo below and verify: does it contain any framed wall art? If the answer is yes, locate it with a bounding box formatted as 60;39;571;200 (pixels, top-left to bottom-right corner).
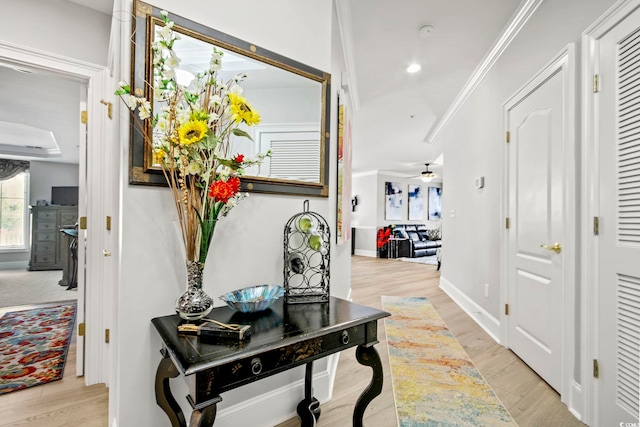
408;184;423;221
336;90;352;245
428;186;442;220
385;182;403;221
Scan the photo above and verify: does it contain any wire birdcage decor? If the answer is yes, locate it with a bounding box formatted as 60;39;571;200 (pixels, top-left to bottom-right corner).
283;200;330;303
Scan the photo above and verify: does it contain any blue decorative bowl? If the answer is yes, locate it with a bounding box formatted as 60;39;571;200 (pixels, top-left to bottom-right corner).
219;284;285;313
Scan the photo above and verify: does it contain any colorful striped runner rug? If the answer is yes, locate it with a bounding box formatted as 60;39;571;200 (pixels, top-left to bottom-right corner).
382;296;517;426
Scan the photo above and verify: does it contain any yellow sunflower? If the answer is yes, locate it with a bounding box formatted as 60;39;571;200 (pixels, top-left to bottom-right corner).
178;120;208;145
228;93;261;126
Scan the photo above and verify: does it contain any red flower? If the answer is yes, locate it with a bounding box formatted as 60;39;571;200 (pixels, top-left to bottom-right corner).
376;228;392;248
234;154;245;163
208;177;241;203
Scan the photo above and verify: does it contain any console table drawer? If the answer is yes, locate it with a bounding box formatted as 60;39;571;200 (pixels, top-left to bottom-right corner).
191;325;367;403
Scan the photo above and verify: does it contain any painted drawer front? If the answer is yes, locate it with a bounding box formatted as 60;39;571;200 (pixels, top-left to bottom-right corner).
60;212;78;225
36;243;55;253
35;232;56;242
37;210;57;220
36;221;56;231
33;253;56;264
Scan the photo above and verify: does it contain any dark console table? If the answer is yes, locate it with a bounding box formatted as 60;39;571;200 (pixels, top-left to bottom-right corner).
151;297;390;427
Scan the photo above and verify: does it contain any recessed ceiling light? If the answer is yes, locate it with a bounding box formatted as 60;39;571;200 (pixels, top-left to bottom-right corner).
407;63;421;73
418;24;434;38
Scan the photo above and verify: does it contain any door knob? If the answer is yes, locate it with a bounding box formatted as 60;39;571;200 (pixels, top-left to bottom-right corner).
540;243;562;254
103;250;112;257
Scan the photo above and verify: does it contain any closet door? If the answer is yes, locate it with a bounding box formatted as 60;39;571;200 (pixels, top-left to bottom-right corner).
596;6;640;424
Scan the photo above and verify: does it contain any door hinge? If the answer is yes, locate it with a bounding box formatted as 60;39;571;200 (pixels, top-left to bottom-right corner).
505;304;510;315
593;359;599;378
106;216;112;231
505;217;511;229
105;329;110;343
593;216;599;235
81;110;88;124
78;323;86;337
79;216;87;230
593;74;600;93
100;99;113;119
506;131;511;143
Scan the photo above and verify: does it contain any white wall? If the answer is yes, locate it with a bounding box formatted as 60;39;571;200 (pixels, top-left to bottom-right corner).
29;161;79;205
0;0;110;66
115;1;343;426
433;0;617;400
436;0;615;322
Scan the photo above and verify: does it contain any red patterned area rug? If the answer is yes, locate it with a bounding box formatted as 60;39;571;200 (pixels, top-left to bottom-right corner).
382;296;517;426
0;302;76;395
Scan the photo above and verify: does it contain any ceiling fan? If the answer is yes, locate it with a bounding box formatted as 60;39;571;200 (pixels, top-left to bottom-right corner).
411;163;437;182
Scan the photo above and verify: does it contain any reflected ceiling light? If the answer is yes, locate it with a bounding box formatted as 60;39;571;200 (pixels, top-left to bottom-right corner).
407;63;421;73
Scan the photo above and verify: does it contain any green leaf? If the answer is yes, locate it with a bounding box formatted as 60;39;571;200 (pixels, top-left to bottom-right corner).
231;128;254;141
200;134;219;150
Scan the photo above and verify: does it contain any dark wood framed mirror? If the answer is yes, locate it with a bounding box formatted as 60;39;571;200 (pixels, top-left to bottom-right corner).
129;0;331;197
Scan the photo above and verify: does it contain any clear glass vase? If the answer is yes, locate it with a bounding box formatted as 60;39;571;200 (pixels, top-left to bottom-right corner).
175;260;213;321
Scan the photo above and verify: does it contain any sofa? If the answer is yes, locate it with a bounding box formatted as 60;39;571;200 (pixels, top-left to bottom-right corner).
391;224;441;258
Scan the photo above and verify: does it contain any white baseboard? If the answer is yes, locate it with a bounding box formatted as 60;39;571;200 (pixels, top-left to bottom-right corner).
0;261;28;270
439;276;501;344
213;366;334;427
354;249;376;257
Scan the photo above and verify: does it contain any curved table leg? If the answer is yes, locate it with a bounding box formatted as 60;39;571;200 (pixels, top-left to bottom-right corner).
353;345;383;427
155;350;187;427
296;362;321;426
189;404;218;427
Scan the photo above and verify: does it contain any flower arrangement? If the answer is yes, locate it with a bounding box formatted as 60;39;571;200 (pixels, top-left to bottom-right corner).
116;11;266;264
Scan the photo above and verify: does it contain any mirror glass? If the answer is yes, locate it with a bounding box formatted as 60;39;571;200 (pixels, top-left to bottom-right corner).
130;0;331;197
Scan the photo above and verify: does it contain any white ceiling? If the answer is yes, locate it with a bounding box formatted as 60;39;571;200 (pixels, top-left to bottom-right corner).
0;0;522;180
342;0;521;178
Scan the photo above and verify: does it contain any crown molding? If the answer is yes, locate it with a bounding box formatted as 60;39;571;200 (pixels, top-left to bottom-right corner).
425;0;544;144
334;0;361;111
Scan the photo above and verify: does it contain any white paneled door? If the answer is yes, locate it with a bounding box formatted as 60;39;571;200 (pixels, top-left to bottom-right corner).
505;48;574;394
596;5;640;423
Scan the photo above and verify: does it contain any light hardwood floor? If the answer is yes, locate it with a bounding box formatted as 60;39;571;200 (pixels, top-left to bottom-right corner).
276;256;585;427
0;305;108;427
0;257;584;426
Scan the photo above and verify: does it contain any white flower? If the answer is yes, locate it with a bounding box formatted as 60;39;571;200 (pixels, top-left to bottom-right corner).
124;94;137;110
138;100;152;120
176;108;190;124
160;10;168;18
228;84;243;95
157;25;174;42
210;95;222;105
218;165;231;178
185;161;203;175
165;53;180;70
